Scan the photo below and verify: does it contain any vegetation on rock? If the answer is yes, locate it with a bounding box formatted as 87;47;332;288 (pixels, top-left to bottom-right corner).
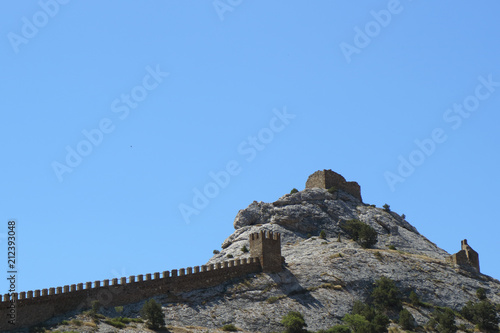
371;276;402;310
461;299;499;331
140;299;165;329
340;219;377;248
281;311;308;333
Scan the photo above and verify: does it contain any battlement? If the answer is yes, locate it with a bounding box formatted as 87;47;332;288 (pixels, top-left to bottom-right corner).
0;258;259;303
305;170;362;202
0;231;283;330
450;239;480;272
250;231;282;273
250;230;281;241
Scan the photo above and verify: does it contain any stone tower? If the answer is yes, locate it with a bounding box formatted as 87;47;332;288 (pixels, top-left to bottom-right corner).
450;239;480;272
305;169;362;202
249;231;282;273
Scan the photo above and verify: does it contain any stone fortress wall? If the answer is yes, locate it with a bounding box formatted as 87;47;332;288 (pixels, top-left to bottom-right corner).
0;231;281;331
449;239;480;272
305;169;362;202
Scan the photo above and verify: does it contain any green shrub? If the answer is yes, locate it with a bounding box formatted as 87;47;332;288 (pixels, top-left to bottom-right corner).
114;306;123;313
140;299;165;329
60;320;69;325
227;254;233;258
290;188;299;194
352;300;375;320
371;276;402;310
105;318;127;328
307;233;312;239
88;300;100;321
131;318;144;323
105;318;126;329
428;307;457;333
476;287;487;300
281;311;307;333
221;323;239;331
241;245;249;253
461;300;499;331
326;325;351;333
266;296;279;304
409;290;420;306
351;301;389;333
399;308;415;330
388;245;396;250
383;204;390;212
401;214;406;219
213;249;220;254
319;230;326;239
371;313;390;333
70;319;82;326
340;219;378;248
343;314;371;333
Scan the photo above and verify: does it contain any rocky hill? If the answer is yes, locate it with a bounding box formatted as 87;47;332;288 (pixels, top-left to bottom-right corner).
27;171;500;333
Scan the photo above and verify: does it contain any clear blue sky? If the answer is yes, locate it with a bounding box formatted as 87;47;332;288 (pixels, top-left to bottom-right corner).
1;1;499;294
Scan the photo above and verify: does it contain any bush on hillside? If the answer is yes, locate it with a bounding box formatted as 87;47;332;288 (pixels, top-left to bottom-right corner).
340;219;377;248
343;314;372;333
461;300;499;331
221;323;238;331
409;290;420;306
427;307;457;333
476;287;487;301
351;300;389;333
399;308;415;330
371;276;402;310
140;299;165;329
281;311;307;333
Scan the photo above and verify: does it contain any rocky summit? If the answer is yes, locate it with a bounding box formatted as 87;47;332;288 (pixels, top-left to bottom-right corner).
25;171;500;332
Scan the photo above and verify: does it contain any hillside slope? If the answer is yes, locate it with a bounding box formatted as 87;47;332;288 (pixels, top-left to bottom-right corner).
34;184;500;333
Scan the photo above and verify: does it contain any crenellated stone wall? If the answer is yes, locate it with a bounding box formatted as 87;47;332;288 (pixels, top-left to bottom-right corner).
250;231;281;273
0;232;282;331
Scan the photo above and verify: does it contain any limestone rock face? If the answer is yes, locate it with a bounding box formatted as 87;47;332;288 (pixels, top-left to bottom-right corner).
232;188;447;259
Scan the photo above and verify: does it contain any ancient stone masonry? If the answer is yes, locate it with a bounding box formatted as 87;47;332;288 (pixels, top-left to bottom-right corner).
250;231;282;273
0;231;282;331
449;239;480;272
305;169;362;202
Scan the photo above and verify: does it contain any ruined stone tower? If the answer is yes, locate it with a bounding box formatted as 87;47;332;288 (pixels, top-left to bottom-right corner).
250;231;282;273
305;169;362;202
450;239;480;272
